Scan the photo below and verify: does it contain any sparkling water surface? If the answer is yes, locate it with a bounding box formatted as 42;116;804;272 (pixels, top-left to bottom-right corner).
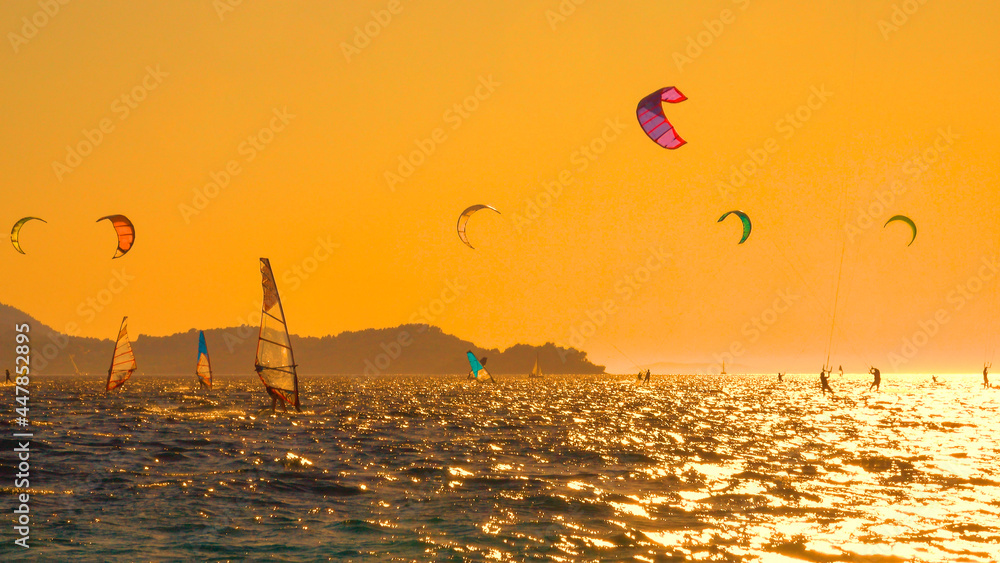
2;373;998;562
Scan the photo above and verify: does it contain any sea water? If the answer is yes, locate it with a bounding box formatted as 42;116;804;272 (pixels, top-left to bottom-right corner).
1;373;998;561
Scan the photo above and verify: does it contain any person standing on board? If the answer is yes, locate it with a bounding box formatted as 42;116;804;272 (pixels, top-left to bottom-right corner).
255;362;287;413
838;365;844;377
644;369;651;383
820;369;833;395
868;367;881;392
4;369;11;384
270;388;287;413
778;372;784;382
266;387;287;413
984;363;991;389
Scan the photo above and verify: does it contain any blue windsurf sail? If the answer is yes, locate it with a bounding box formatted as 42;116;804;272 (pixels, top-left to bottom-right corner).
196;331;212;389
466;350;494;383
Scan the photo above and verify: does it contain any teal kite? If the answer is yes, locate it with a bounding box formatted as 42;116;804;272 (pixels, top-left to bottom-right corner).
883;215;916;246
718;210;752;244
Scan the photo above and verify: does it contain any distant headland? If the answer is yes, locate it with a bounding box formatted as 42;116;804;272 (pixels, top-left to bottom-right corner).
0;303;605;376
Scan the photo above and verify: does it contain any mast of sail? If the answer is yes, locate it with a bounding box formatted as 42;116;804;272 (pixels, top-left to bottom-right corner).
255;258;301;410
106;316;137;392
196;330;212;389
69;354;83;376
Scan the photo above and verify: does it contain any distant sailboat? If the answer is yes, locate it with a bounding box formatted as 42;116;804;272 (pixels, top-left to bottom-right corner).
466;351;494;383
196;331;212;389
254;258;301;411
529;354;542;379
106;316;137;392
720;361;727;375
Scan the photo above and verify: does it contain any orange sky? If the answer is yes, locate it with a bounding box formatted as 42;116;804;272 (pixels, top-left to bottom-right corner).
2;0;999;374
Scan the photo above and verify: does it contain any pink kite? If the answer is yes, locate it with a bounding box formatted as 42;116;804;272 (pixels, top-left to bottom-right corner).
636;87;687;149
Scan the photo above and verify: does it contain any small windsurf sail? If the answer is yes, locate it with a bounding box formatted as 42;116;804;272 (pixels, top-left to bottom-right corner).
196;331;212;389
106;316;137;392
69;354;83;376
255;258;301;411
529;353;542;378
466;350;494;383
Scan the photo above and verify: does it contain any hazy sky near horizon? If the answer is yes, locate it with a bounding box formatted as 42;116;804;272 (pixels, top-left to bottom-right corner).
2;0;999;373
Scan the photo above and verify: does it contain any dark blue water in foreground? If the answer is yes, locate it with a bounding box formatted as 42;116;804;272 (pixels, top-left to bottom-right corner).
1;374;998;561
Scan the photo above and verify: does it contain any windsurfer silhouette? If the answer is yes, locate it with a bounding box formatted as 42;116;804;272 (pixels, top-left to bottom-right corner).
984;363;991;389
255;362;288;413
266;387;287;413
778;372;784;382
466;352;495;383
5;369;11;383
644;369;650;383
868;367;881;392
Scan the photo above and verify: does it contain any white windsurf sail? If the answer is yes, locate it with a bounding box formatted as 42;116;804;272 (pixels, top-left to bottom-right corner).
196;330;212;389
255;258;301;410
106;316;137;392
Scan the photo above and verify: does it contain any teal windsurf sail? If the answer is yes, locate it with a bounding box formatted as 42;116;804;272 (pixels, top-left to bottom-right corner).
466;350;494;383
196;331;212;389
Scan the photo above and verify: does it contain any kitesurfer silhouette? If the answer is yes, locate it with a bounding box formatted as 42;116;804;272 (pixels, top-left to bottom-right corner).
868;367;881;392
820;368;833;395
